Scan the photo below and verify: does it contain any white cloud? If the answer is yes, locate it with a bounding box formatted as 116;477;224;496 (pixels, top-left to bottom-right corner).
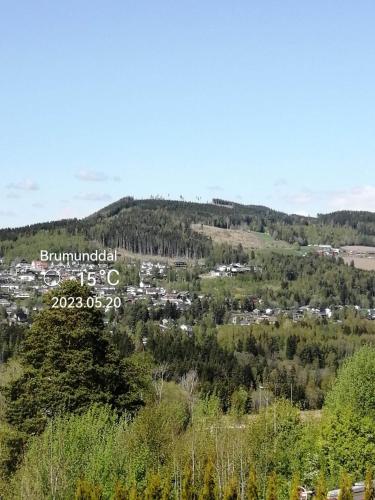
6;179;39;191
328;185;375;212
32;202;44;208
74;193;112;202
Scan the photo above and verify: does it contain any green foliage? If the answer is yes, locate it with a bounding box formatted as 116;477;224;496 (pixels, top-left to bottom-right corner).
314;474;327;500
289;474;300;500
338;473;353;500
323;347;375;479
0;324;24;363
199;459;218;500
223;476;238;499
181;463;195;500
246;466;259;500
325;346;375;419
0;424;25;479
144;471;163;499
266;472;278;500
10;406;127;498
75;479;102;499
0;228;93;264
5;281;149;435
364;469;375;500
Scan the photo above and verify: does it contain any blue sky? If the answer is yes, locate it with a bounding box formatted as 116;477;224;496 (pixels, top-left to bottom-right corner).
1;0;375;227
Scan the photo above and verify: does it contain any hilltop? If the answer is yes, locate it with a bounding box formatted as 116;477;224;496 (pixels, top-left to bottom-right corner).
0;197;375;263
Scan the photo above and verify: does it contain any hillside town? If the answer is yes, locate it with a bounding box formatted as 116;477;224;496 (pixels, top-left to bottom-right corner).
0;257;374;327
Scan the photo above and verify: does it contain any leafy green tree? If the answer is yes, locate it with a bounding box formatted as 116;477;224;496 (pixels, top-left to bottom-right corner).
9;406;129;499
338;473;353;500
246;466;259;500
266;472;278;500
364;469;375;500
230;387;248;417
199;458;218;500
323;347;375;478
5;281;149;435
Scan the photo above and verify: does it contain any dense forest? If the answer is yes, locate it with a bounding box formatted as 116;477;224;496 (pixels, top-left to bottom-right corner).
0;281;374;499
1;198;375;262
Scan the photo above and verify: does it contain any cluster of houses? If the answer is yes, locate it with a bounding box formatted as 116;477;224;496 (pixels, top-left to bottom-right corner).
231;304;375;326
1;256;374;328
0;258;116;324
209;262;262;278
310;244;340;257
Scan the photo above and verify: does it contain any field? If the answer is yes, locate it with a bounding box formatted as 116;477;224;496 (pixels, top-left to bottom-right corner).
342;256;375;271
341;245;375;271
192;224;292;250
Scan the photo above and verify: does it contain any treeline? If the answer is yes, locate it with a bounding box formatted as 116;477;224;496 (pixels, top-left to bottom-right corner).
2;340;375;498
85;207;213;258
318;210;375;236
1;199;375;261
257;253;375;308
0;324;24;363
200;253;375;309
111;298;375;411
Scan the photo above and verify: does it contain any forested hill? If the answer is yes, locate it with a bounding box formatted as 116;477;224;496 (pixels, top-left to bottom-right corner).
0;197;375;261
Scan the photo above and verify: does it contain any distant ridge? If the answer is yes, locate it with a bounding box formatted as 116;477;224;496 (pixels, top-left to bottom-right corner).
0;197;375;262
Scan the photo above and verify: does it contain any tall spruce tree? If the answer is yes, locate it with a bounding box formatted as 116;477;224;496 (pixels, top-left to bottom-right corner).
266;472;278;500
223;477;239;500
144;472;163;500
314;473;327;500
364;469;375;500
246;466;259;500
199;458;218;500
5;281;148;435
338;473;353;500
289;474;300;500
182;463;195;500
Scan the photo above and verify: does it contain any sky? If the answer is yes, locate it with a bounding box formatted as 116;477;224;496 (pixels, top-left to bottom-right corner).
1;0;375;228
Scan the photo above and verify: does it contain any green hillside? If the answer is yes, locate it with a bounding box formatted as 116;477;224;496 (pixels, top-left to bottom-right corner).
0;197;375;262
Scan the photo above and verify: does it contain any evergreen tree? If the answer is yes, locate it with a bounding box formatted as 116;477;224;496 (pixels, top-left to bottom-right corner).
5;281;148;435
114;482;128;500
246;466;259;500
314;473;327;500
182;463;195;500
338;473;353;500
128;484;139;500
266;472;278;500
289;474;300;500
364;469;375;500
75;479;102;500
199;458;218;500
161;475;173;500
144;472;163;500
223;476;239;499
